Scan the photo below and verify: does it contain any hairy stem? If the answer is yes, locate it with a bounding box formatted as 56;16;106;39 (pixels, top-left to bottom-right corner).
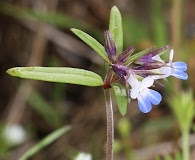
104;88;114;160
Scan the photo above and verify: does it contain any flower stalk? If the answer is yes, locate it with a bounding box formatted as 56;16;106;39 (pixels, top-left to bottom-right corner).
104;88;114;160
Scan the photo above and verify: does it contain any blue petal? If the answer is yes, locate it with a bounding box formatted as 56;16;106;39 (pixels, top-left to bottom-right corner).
172;70;188;80
144;89;162;105
173;62;187;71
137;95;152;113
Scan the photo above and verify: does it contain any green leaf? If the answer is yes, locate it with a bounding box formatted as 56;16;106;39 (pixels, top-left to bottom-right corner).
112;83;128;116
71;28;109;62
109;6;123;55
124;46;155;65
6;67;103;87
168;90;195;132
19;126;71;160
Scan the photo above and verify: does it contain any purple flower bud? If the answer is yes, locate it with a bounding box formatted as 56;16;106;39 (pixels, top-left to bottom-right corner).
104;30;117;62
135;45;169;65
112;64;129;81
117;45;136;64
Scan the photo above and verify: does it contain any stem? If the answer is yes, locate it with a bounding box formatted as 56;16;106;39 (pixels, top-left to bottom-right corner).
182;130;189;160
104;88;114;160
171;0;184;92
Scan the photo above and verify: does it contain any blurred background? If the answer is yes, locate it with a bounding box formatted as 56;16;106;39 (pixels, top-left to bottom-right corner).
0;0;195;160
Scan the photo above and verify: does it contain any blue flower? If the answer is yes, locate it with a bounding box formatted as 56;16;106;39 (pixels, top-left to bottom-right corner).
171;61;188;80
103;30;188;114
127;74;162;113
151;49;188;80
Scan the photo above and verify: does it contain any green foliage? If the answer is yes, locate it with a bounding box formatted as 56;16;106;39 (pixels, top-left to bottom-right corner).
155;151;182;160
168;90;195;132
174;151;182;160
150;0;168;47
168;90;195;160
164;154;173;160
115;118;133;159
113;139;122;154
117;118;131;139
0;125;9;159
109;6;123;55
6;67;103;87
19;126;71;160
112;83;128;116
108;6;129;117
155;156;161;160
29;91;62;128
71;28;109;62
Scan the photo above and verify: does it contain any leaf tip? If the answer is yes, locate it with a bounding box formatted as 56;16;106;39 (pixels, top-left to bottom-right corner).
6;68;21;77
120;112;126;116
110;6;121;17
111;6;119;11
70;28;76;32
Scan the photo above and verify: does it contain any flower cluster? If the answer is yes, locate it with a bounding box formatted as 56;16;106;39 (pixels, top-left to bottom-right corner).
103;30;188;113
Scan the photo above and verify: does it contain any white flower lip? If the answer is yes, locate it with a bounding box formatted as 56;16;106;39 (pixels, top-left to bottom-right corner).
127;74;162;113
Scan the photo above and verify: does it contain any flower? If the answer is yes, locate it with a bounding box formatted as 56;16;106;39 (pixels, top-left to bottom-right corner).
3;124;26;145
126;74;162;113
110;47;187;113
103;30;188;114
75;152;92;160
150;49;188;80
134;45;169;67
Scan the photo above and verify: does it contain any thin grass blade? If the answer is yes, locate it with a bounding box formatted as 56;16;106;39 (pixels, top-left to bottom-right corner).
19;126;71;160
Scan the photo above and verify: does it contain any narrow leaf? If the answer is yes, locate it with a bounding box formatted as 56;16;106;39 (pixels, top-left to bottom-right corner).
6;67;103;87
109;6;123;55
112;83;128;116
71;28;109;62
124;46;156;65
19;126;71;160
